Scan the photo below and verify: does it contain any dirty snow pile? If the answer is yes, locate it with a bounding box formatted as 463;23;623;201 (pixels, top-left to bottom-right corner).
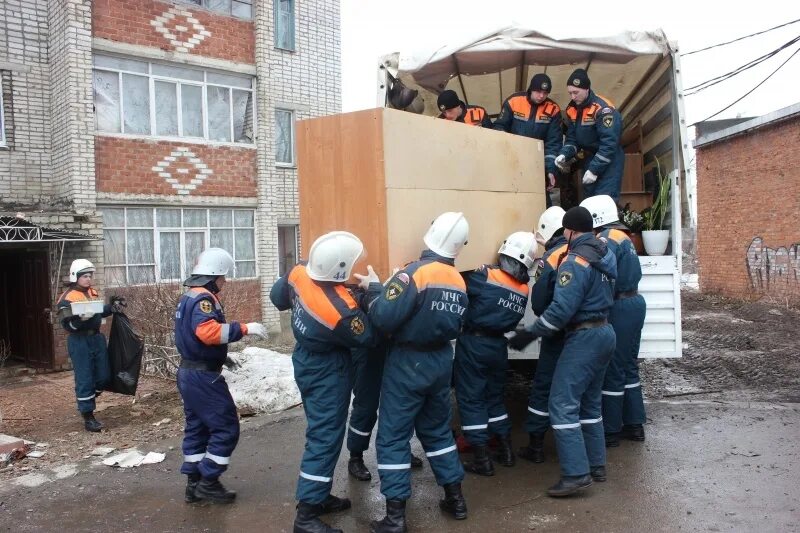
223;347;300;414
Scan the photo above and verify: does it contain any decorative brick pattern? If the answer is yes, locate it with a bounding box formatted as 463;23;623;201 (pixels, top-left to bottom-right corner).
696;117;800;300
96;136;257;197
93;0;255;65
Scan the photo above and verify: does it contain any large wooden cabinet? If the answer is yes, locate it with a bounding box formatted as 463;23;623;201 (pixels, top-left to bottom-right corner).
297;108;547;279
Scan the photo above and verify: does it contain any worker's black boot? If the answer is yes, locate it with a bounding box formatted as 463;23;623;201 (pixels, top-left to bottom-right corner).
547;474;593;497
81;411;103;433
439;482;467;520
518;433;545;463
369;499;407;533
463;445;494;476
319;494;351;514
194;477;236;504
605;432;621;447
494;434;516;467
293;502;342;533
590;465;607;482
348;454;372;481
621;424;646;441
185;473;202;503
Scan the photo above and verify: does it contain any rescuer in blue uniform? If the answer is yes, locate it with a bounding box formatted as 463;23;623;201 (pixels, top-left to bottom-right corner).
455;231;537;476
437;90;493;127
366;212;470;533
271;231;381;533
555;69;624;202
581;195;647;446
509;206;616;497
56;259;125;432
175;247;268;504
517;207;568;464
493;73;564;206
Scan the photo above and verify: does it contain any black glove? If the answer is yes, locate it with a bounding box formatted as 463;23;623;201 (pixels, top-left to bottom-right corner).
508;329;538;351
109;295;127;314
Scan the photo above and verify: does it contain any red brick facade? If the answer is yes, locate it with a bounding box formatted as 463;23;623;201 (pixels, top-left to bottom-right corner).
93;0;255;64
96;137;257;197
696;117;800;299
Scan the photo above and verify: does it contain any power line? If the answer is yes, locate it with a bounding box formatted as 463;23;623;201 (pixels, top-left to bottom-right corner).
689;46;800;127
685;35;800;95
682;17;800;56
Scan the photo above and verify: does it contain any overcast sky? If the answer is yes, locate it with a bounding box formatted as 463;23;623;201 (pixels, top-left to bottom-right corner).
340;1;800;126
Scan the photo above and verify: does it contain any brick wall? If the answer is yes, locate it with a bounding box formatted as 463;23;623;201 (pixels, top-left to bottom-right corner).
0;0;54;206
93;0;255;65
95;137;257;197
254;0;342;329
696;117;800;299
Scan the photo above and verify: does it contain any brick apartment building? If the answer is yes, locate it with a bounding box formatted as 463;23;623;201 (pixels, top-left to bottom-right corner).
0;0;341;369
694;102;800;300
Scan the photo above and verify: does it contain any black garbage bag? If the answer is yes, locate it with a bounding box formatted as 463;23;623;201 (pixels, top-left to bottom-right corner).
104;312;144;396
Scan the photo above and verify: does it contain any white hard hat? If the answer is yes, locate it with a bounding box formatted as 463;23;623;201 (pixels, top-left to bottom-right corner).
423;212;469;259
192;248;234;276
535;206;566;243
580;195;619;228
498;231;538;269
69;259;95;282
307;231;364;282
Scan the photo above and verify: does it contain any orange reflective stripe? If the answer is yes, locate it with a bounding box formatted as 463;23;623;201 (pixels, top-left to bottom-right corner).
412;262;466;292
566;107;578;121
547;244;569;269
573;256;590;268
195;319;223;344
486;268;528;295
288;266;344;329
333;284;358;310
509;96;531;118
464;107;485;125
607;229;630;244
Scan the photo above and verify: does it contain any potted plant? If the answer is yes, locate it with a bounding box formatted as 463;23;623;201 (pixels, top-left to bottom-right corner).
619;203;645;255
640;159;671;256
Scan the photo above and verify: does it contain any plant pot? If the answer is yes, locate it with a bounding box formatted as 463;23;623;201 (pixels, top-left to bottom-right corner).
629;232;645;255
642;229;670;256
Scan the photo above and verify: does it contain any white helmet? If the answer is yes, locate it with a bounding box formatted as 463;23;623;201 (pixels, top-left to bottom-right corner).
423;212;469;259
192;248;234;276
580;195;619;228
69;259;95;282
307;231;364;282
498;231;538;269
535;206;566;243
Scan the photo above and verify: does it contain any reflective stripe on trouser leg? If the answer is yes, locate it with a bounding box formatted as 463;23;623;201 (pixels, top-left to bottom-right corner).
549;326;615;477
610;295;647;427
580;367;607;468
486;339;511;437
347;345;386;454
454;335;490;446
68;335;97;413
293;348;354;504
176;367;240;479
525;340;562;435
417;350;464;488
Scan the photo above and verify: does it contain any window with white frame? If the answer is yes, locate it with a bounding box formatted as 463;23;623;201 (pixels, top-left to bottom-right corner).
93;55;255;144
275;109;295;165
275;0;295;50
180;0;253;20
278;225;299;276
103;207;256;286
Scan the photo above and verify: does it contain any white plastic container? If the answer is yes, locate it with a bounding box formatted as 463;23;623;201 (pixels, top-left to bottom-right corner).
70;300;105;316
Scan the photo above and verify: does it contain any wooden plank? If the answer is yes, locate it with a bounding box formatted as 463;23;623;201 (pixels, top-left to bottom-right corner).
622;153;644;193
297;109;390;280
619;191;652;212
385;188;545;275
382;108;543;193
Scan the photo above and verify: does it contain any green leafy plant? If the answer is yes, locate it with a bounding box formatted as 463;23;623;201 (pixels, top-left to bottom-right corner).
619;203;645;233
642;158;671;231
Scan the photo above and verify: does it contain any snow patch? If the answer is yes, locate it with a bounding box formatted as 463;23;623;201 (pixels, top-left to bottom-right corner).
224;347;301;414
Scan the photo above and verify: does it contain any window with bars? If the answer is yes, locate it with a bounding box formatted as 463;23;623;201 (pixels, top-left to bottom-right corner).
180;0;253;19
102;207;256;286
275;109;295;165
275;0;295;51
278;225;299;276
93;55;255;144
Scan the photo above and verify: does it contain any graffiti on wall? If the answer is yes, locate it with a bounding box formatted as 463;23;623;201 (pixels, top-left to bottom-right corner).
746;237;800;290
